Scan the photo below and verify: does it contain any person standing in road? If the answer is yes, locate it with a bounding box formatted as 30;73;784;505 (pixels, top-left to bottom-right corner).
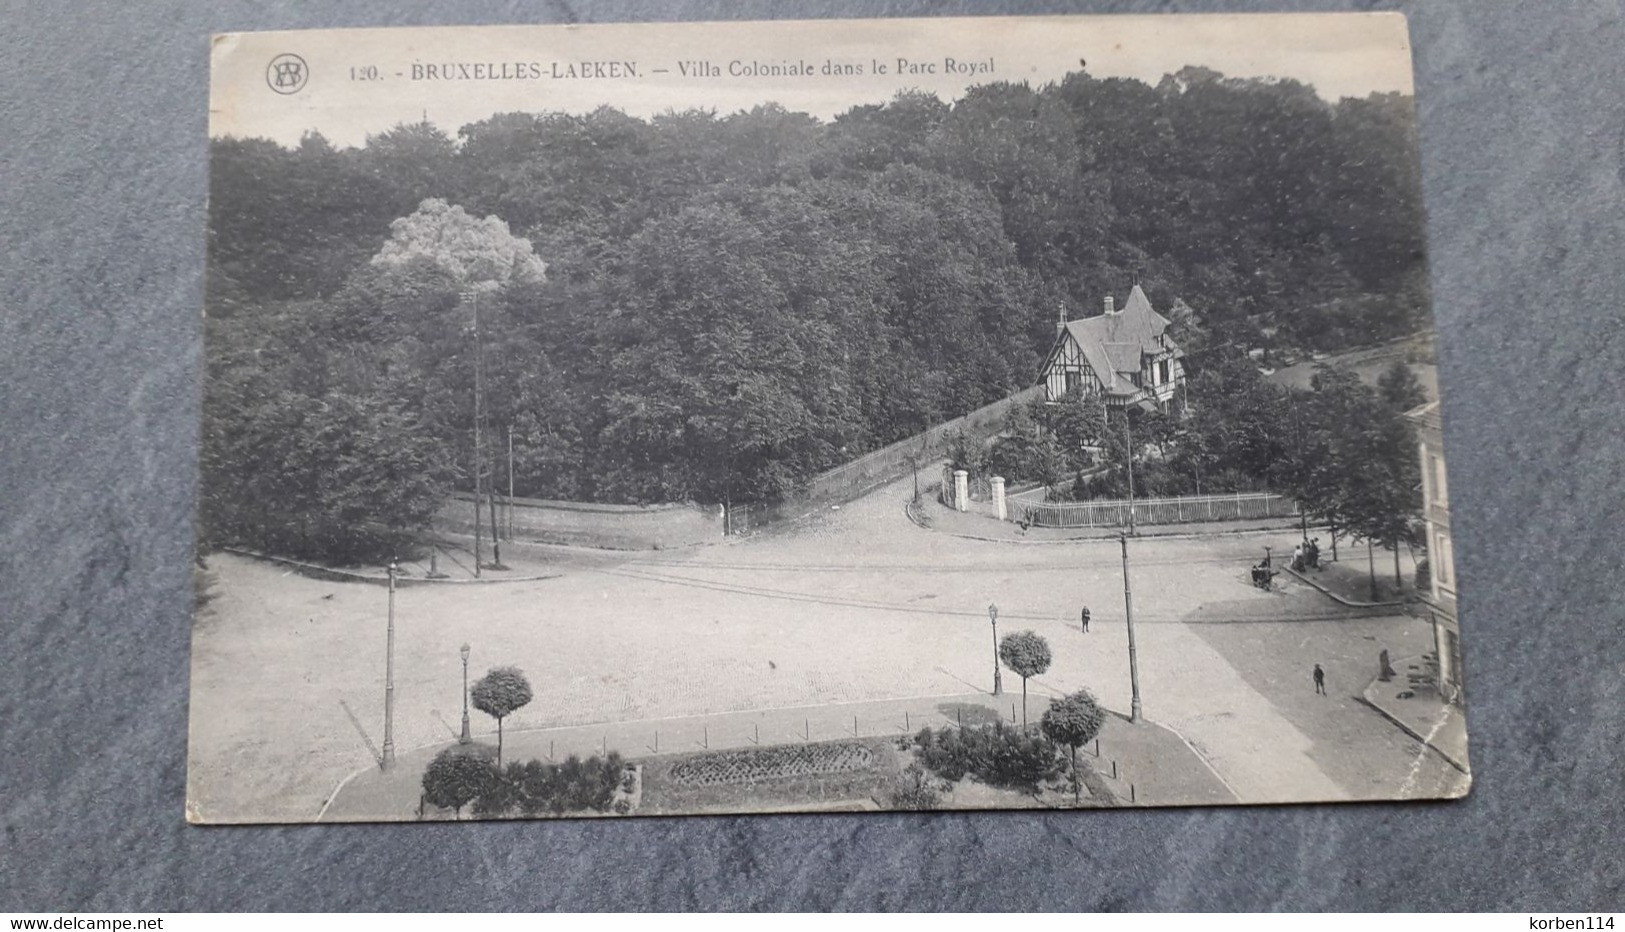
1313;663;1327;695
1080;606;1091;633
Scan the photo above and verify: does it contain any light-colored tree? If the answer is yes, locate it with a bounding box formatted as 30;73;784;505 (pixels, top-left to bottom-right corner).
370;198;547;573
371;197;547;293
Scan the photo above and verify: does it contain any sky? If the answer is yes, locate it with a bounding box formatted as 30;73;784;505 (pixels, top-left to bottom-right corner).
210;13;1416;148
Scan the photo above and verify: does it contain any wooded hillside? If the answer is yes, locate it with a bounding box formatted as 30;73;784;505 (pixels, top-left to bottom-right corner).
203;68;1429;560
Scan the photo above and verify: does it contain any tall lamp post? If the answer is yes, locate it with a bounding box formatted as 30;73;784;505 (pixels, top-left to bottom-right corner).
458;642;472;745
467;288;486;578
1123;405;1137;536
382;560;398;770
988;603;1003;697
1119;534;1144;723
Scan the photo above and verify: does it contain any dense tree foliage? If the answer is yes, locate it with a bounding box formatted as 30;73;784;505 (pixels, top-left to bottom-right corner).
421;747;499;819
204;69;1428;557
913;723;1060;790
1377;358;1429;412
472;752;627;818
1288;366;1423;597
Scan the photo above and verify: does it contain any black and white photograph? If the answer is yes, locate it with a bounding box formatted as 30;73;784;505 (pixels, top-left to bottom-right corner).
190;13;1469;824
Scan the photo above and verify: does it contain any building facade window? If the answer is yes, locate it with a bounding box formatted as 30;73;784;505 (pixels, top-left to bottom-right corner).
1431;454;1448;505
1434;529;1453;588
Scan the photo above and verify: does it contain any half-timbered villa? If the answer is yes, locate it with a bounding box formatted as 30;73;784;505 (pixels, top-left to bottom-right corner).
1039;285;1186;407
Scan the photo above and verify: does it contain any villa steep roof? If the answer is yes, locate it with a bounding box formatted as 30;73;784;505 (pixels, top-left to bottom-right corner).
1056;285;1184;393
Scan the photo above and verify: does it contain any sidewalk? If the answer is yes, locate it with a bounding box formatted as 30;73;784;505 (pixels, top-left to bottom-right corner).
1281;564;1409;608
1282;551;1417;607
317;691;1234;821
1358;658;1470;774
911;495;1310;543
218;539;565;587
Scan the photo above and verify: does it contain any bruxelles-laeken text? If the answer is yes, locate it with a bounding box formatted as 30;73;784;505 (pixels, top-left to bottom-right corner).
409;57;996;81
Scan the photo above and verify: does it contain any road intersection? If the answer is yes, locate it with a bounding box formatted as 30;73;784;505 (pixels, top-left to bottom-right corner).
187;474;1467;822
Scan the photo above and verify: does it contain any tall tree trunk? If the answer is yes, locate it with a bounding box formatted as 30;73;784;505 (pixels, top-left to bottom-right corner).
497;717;504;769
1393;537;1403;587
1071;745;1081;804
488;486;502;567
472;489;482;573
1367;539;1378;602
1021;678;1028;731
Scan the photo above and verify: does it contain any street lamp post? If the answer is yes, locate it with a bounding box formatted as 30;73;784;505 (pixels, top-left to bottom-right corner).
1123;406;1137;536
1119;534;1144;723
989;603;1003;697
459;642;472;745
382;560;398;770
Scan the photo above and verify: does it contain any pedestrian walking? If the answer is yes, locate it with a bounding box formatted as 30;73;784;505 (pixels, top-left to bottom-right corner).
1313;663;1326;695
1080;606;1091;633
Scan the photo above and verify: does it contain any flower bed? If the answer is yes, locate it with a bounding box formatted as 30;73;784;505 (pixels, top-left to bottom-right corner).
669;742;875;786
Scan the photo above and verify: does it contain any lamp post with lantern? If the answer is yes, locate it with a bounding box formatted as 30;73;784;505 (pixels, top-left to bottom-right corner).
459;643;472;745
988;603;1003;697
382;559;399;770
1119;534;1144;723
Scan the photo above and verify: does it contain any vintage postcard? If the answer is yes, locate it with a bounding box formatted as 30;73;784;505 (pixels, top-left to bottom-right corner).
192;13;1468;823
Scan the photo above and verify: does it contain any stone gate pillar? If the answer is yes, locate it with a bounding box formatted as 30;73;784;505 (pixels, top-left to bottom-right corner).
991;476;1007;521
953;469;969;512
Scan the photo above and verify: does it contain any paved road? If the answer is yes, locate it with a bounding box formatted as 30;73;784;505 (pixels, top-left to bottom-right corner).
188;473;1466;822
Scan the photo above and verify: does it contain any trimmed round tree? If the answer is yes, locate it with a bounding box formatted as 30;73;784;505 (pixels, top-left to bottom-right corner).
1041;689;1107;804
998;630;1053;731
421;747;498;819
470;666;534;768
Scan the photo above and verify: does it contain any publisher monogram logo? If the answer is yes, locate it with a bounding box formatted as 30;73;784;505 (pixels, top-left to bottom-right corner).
267;53;309;94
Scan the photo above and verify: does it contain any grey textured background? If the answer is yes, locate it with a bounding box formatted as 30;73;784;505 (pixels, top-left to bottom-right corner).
2;0;1622;912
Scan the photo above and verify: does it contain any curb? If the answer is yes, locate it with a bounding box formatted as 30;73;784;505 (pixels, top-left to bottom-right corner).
220;547;564;587
1354;690;1470;775
1280;565;1408;609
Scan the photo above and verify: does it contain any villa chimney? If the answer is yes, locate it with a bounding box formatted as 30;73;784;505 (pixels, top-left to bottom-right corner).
1056;305;1068;335
1104;295;1116;315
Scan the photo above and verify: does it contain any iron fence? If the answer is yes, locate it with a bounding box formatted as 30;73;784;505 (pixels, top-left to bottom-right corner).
1012;491;1299;529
